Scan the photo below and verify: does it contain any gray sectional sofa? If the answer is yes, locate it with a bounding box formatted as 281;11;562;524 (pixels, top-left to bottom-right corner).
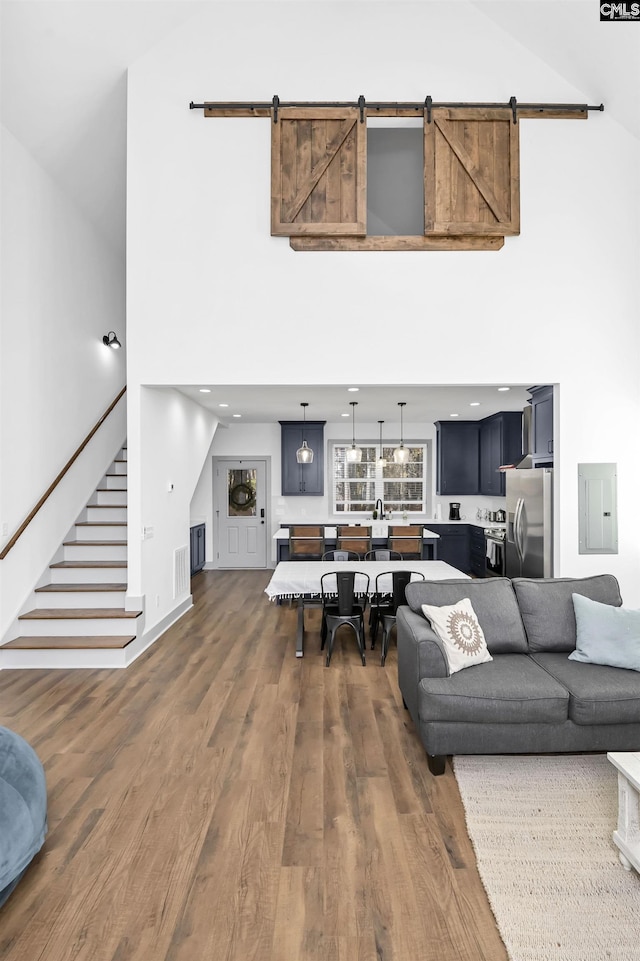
397;574;640;775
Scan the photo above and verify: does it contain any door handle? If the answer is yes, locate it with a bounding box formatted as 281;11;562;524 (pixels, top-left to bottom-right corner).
515;498;525;563
260;508;265;518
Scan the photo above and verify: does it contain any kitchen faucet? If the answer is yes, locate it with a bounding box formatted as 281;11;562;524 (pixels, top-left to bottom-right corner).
375;498;383;519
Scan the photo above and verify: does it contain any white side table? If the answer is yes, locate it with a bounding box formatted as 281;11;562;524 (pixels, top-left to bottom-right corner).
607;751;640;873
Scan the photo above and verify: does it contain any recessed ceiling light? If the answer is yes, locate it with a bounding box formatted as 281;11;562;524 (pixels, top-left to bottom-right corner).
199;388;211;393
347;387;359;392
341;413;350;417
218;403;229;407
450;413;459;417
498;387;510;392
470;402;480;407
232;413;241;418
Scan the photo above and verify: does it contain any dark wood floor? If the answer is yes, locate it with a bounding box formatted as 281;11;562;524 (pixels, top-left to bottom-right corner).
0;570;507;961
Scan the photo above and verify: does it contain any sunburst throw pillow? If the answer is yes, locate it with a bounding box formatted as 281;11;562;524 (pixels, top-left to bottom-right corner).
421;597;493;675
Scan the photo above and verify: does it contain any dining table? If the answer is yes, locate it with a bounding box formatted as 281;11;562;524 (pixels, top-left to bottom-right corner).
264;559;470;657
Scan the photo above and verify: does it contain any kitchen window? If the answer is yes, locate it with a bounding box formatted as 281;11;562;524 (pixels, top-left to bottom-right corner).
331;443;428;515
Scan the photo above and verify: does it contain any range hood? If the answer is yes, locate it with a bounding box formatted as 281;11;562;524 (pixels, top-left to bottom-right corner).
516;405;533;469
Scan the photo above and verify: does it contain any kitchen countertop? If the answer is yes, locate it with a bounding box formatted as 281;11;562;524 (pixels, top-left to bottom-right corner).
425;519;507;531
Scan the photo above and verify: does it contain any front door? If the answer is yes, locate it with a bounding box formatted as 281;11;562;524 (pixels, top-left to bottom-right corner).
215;460;267;568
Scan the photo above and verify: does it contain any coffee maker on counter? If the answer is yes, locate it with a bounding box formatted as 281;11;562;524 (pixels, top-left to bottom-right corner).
449;502;461;521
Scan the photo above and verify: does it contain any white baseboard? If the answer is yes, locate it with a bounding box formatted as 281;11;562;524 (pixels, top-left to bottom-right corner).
125;596;193;666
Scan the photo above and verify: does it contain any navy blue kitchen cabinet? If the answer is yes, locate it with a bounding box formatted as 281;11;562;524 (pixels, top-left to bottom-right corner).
469;526;487;577
479;411;523;495
190;524;205;575
429;523;471;573
279;421;326;495
529;386;554;467
435;422;480;495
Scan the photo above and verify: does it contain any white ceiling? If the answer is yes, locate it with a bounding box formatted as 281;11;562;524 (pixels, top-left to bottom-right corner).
2;1;638;261
175;382;532;425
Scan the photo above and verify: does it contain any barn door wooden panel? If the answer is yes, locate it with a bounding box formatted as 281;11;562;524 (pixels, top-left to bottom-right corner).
424;108;520;236
271;107;366;236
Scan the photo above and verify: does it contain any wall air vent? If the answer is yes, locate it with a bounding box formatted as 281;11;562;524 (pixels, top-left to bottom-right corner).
173;545;189;598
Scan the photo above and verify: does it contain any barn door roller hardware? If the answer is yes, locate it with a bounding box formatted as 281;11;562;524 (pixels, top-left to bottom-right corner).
190;96;604;122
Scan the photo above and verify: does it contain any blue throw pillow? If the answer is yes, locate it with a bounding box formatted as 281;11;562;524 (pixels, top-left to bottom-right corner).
569;593;640;671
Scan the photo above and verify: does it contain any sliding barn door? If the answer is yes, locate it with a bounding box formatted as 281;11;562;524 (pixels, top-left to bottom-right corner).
271;107;366;236
424;108;520;236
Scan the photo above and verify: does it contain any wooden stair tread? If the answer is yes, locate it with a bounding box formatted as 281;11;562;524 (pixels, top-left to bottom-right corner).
63;540;127;546
95;488;127;493
75;521;127;527
35;583;127;593
2;636;136;650
86;504;127;509
50;561;127;569
19;608;142;619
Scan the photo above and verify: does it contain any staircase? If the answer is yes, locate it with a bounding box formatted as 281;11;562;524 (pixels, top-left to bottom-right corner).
0;446;144;669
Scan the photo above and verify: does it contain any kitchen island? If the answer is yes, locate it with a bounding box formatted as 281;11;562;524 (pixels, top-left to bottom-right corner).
273;525;440;561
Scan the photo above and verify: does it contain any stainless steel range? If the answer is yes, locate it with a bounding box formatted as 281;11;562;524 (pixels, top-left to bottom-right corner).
485;528;506;577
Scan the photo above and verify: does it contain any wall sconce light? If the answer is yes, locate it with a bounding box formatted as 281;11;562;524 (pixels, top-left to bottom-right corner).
296;402;314;464
103;331;121;349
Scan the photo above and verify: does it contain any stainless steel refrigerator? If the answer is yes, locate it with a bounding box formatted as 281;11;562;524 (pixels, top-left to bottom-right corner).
505;468;554;578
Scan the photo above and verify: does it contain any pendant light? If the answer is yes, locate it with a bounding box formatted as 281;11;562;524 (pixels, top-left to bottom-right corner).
296;403;314;464
393;402;410;465
377;420;387;468
346;401;362;463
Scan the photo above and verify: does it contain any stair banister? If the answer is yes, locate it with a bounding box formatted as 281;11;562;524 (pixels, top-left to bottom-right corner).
0;386;127;560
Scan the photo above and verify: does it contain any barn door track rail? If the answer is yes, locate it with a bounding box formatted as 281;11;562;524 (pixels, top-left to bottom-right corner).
190;96;604;122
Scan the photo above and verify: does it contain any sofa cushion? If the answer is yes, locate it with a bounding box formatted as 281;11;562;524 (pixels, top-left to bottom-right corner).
511;575;622;653
405;578;528;654
417;654;569;725
569;593;640;671
421;598;493;675
530;652;640;725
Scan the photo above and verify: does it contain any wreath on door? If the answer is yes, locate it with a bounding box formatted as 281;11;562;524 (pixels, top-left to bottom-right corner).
229;482;256;511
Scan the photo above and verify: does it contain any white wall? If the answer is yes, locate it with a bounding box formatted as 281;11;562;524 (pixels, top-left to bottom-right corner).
127;386;219;634
127;3;640;604
0;124;126;635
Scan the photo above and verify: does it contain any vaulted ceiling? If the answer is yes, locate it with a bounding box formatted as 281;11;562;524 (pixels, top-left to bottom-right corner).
2;1;638;262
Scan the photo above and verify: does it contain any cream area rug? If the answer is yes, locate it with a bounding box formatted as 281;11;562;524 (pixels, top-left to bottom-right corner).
453;754;640;961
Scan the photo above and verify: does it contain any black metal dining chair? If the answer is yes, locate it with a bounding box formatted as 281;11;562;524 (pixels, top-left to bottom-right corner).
365;549;402;636
364;549;402;562
373;570;425;666
320;570;369;667
322;550;360;561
